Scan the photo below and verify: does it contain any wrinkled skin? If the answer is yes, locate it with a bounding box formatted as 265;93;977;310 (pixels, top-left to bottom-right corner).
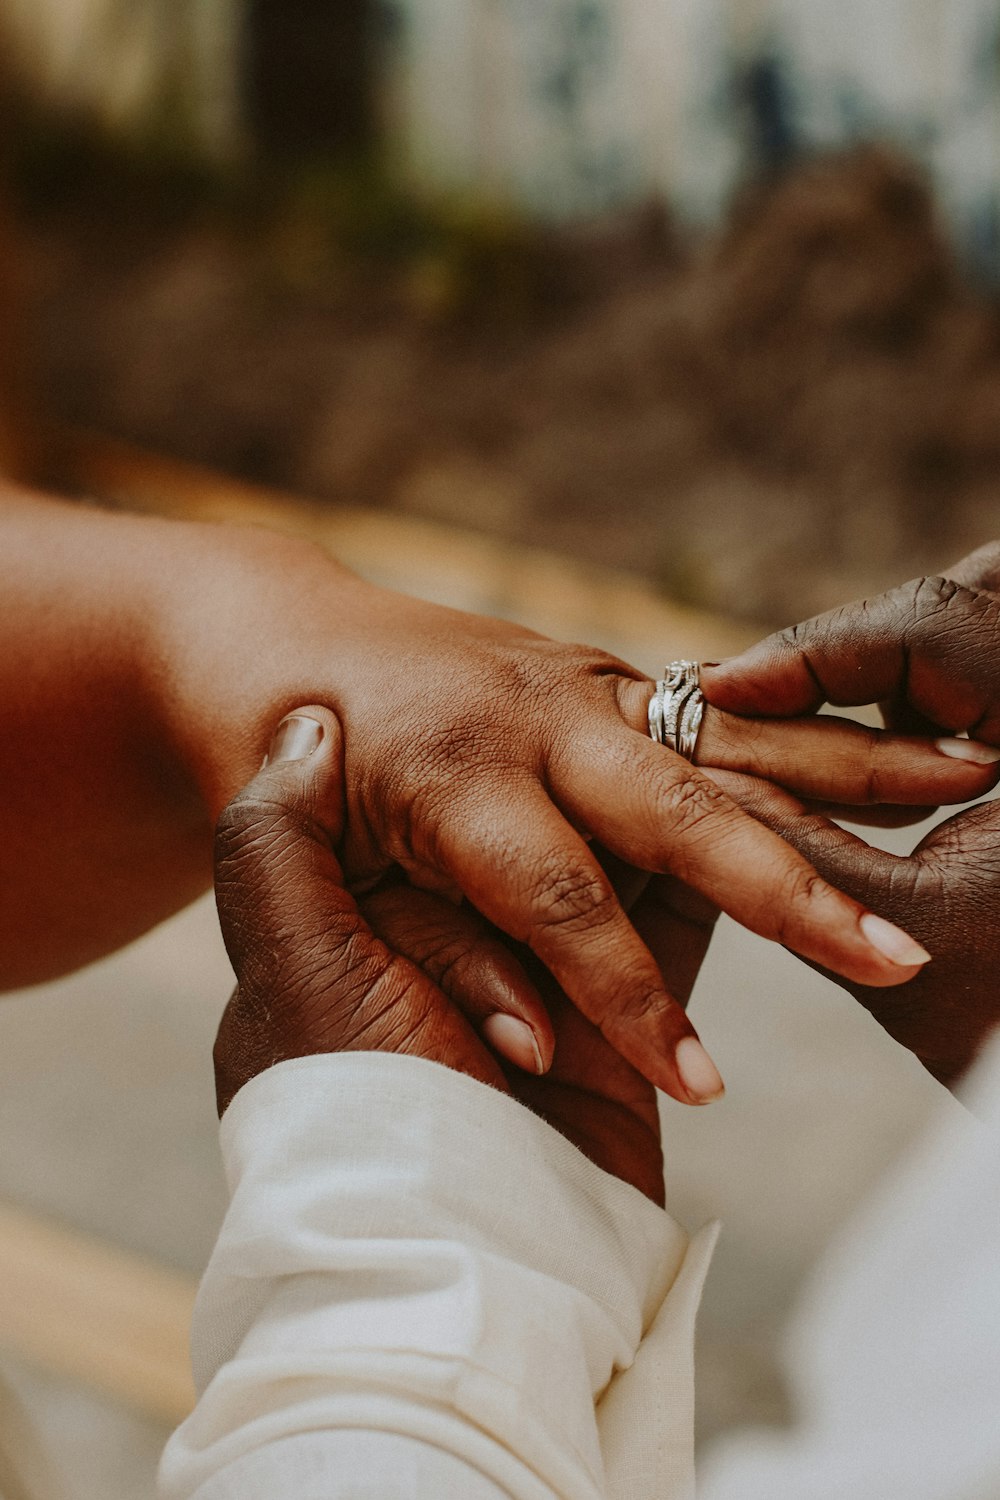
161;530;990;1102
704;543;1000;1085
3;496;985;1104
213;707;721;1203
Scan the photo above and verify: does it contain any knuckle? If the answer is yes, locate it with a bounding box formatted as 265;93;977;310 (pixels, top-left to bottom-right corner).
526;857;615;940
858;738;886;803
214;793;324;879
773;619;827;698
407;926;478;992
905;575;1000;669
907;574;964;628
341;961;430;1049
652;774;731;863
610;982;667;1030
704;707;767;767
773;864;831;944
777;619;812;652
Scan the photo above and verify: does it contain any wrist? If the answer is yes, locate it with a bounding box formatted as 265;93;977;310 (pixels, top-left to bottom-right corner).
142;518;367;819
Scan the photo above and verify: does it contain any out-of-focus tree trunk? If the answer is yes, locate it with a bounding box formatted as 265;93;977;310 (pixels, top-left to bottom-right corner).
243;0;375;158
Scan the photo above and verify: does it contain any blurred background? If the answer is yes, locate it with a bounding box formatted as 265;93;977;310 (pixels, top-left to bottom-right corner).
0;2;993;1496
2;0;1000;620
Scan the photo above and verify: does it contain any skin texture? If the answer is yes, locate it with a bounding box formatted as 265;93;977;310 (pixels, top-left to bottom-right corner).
213;708;674;1202
703;542;1000;1085
2;489;990;1099
145;520;992;1100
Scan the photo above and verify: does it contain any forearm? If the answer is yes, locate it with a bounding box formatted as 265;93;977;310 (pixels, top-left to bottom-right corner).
0;487;353;986
0;489;206;983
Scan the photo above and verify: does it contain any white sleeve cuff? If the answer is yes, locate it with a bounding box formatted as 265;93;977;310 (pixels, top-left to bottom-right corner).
159;1053;714;1500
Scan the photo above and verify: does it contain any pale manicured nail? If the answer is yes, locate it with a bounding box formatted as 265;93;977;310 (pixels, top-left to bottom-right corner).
860;913;931;967
483;1014;545;1075
268;715;324;764
935;737;1000;765
675;1036;725;1104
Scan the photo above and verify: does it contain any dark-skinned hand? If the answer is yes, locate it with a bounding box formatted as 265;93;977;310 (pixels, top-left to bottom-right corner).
702;543;1000;1085
212;706;719;1202
163;530;994;1104
705;768;1000;1089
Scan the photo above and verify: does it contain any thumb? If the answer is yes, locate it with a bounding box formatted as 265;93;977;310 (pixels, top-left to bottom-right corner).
703;576;1000;741
213;706;504;1114
214;707;347;985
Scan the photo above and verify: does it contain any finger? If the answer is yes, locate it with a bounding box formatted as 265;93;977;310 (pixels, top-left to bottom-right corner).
547;719;932;988
878;696;945;739
877;544;1000;729
617;675;1000;806
707;770;996;1086
361;881;554;1073
701;577;1000;737
698;767;911;908
214;706;504;1112
509;991;665;1204
629;876;719;1012
592;844;651;913
622;675;985;833
943;541;1000;593
592;853;715;1013
433;776;726;1106
800;801;938;830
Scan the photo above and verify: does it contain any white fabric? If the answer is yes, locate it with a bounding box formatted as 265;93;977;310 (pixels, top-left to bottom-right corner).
701;1027;1000;1500
159;1053;714;1500
161;1032;1000;1500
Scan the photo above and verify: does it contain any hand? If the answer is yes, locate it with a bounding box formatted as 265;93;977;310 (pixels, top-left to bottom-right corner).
501;875;718;1204
702;543;1000;756
699;550;1000;1084
212;706;675;1200
707;768;1000;1087
214;704;524;1110
0;497;980;1020
157;528;989;1102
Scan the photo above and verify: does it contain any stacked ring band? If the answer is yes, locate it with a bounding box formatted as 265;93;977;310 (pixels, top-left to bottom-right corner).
648;661;706;762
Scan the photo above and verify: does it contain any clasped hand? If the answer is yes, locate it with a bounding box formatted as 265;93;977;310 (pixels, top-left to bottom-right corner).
704;543;1000;1087
167;530;1000;1116
212;545;1000;1202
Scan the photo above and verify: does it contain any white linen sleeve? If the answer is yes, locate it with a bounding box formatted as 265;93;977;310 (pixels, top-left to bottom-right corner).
700;1029;1000;1500
158;1053;715;1500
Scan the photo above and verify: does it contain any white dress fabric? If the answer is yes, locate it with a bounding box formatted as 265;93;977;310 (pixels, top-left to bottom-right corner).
700;1028;1000;1500
160;1034;1000;1500
159;1053;717;1500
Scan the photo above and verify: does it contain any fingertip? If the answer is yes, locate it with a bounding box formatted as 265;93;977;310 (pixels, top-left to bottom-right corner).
265;705;341;766
674;1035;726;1105
935;737;1000;766
252;704;346;840
266;713;325;764
699;661;769;716
700;649;818;718
859;912;931;969
483;1013;548;1075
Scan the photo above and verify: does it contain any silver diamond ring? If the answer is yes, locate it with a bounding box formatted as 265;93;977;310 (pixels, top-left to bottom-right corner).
648;661;706;763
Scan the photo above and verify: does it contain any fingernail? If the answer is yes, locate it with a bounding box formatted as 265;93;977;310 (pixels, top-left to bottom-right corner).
268;715;324;764
935;737;1000;765
482;1014;545;1075
675;1036;725;1103
860;912;931;967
